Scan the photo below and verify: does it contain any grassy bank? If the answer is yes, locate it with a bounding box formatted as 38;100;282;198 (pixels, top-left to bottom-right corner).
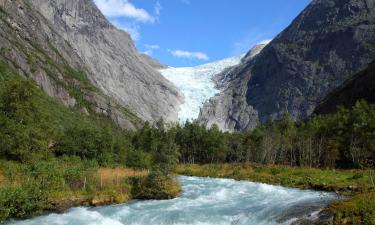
0;160;181;222
176;164;375;225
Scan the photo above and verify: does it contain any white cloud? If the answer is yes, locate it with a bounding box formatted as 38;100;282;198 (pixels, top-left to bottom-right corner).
143;44;160;55
95;0;163;41
154;1;162;17
144;44;160;50
94;0;155;23
169;50;209;61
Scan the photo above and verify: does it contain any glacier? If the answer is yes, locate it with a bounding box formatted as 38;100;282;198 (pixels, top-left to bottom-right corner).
160;56;242;123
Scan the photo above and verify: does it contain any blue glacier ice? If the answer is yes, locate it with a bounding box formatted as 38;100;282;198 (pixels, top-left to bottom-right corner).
160;56;242;123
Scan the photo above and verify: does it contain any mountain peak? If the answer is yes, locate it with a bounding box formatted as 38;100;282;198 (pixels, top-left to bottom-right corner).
198;0;375;131
32;0;183;122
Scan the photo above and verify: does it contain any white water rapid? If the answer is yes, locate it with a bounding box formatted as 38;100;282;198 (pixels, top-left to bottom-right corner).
5;176;337;225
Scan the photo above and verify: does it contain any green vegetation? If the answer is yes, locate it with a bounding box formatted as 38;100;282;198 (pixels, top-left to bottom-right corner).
328;192;375;225
0;159;153;222
131;171;181;200
176;164;373;193
0;182;46;221
175;101;375;170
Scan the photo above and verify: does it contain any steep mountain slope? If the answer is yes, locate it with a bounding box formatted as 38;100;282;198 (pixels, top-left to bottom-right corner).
198;43;269;131
139;54;167;70
160;55;243;123
0;0;182;129
199;0;375;131
314;60;375;114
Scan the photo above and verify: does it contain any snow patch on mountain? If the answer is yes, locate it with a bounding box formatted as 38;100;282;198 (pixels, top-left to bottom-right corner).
160;56;242;123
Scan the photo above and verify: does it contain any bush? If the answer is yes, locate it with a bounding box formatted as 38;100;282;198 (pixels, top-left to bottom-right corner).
131;171;181;200
0;183;47;222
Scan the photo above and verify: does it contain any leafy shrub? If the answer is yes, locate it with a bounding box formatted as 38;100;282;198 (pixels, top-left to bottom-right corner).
131;171;181;200
0;183;47;222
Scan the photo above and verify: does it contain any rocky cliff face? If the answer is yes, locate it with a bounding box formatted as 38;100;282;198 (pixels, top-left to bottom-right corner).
199;0;375;131
139;53;167;70
314;60;375;115
198;43;268;132
0;0;182;129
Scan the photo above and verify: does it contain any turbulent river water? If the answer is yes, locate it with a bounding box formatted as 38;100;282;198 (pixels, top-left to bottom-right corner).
5;176;337;225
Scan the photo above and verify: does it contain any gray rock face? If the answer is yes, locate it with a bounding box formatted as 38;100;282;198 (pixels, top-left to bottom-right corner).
139;53;167;69
30;0;182;123
33;69;76;107
314;60;375;115
198;43;267;132
0;0;182;130
199;0;375;131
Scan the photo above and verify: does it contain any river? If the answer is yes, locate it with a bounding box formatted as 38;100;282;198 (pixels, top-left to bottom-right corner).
5;176;337;225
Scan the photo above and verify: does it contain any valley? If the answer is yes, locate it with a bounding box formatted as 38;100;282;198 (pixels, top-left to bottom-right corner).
0;0;374;224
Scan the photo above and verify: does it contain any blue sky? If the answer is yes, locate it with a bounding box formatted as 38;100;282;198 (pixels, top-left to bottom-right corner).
94;0;310;67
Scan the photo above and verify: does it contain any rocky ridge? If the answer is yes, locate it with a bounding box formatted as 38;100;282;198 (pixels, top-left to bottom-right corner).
198;43;268;131
314;59;375;114
0;0;182;129
139;53;167;70
199;0;375;131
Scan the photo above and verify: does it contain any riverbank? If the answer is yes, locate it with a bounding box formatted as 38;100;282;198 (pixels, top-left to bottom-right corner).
47;170;181;213
0;160;181;222
45;168;148;212
176;164;375;224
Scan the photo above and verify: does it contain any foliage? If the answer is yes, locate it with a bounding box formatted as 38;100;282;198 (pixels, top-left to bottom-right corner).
329;192;375;225
0;159;144;221
132;120;180;175
174;121;228;164
176;164;374;191
174;102;375;169
131;171;181;200
0;79;49;162
54;124;114;165
0;183;47;222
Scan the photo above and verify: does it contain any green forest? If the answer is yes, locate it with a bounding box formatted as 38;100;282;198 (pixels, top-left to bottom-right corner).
176;101;375;169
